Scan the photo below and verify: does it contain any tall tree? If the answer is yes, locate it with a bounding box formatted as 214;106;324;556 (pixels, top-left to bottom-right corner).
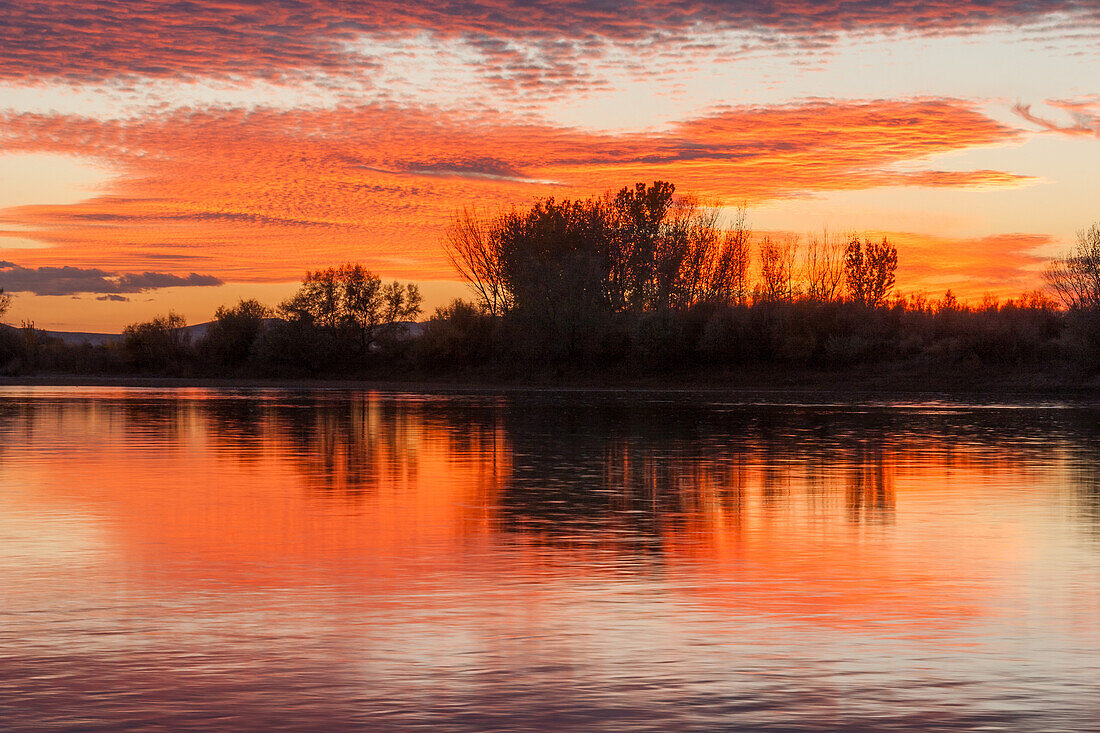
844;236;898;307
445;181;750;323
803;229;846;302
198;298;272;368
122;312;190;372
280;264;422;354
443;208;512;317
706;206;752;306
609;181;676;311
758;236;798;303
1045;223;1100;312
0;288;11;321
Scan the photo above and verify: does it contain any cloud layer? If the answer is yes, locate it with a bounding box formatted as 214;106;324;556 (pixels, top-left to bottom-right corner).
2;1;1097;82
892;232;1051;298
0;261;222;296
0;98;1030;281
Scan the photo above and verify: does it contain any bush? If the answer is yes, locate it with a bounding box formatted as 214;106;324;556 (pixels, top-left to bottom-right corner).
197;298;272;373
122;312;191;374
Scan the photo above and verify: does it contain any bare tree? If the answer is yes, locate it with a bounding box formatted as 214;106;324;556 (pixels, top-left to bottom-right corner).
844;235;898;307
0;288;10;321
1044;223;1100;311
443;208;512;316
664;194;723;309
707;205;751;305
803;229;846;302
758;235;798;303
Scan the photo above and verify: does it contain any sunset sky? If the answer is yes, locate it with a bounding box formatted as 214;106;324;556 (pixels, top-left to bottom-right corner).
1;1;1098;331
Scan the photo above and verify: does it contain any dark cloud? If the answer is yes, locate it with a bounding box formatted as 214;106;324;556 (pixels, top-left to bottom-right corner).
0;1;1095;81
96;294;130;302
0;262;222;296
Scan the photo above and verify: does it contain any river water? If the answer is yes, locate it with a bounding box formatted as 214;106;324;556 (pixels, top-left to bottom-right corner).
1;387;1099;731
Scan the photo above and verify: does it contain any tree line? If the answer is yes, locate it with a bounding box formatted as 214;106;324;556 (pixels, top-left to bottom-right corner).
0;265;423;376
1;181;1099;382
446;181;900;316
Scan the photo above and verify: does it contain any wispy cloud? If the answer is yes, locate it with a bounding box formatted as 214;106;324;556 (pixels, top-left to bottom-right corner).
1013;98;1100;137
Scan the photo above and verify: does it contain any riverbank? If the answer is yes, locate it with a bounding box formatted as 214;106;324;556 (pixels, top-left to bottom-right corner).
3;362;1099;402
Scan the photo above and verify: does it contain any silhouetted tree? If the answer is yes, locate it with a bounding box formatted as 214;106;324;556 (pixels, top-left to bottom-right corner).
844;236;897;307
122;312;190;372
803;229;846;302
444;208;512;316
494;196;614;356
1045;223;1100;312
607;181;676;311
0;288;11;321
279;264;422;355
607;182;732;311
415;298;497;367
706;206;752;306
660;193;723;310
448;182;746;324
198;298;272;370
758;236;797;303
938;290;960;312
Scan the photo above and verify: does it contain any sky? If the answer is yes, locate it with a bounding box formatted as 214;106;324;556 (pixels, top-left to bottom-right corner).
0;1;1097;331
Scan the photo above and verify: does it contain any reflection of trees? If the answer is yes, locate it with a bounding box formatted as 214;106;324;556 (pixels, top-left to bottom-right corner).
13;390;1100;552
1067;410;1100;538
494;401;743;556
846;442;894;525
190;394;511;504
490;399;1093;552
118;396;191;444
0;398;35;463
494;400;909;554
265;396;424;498
198;397;268;459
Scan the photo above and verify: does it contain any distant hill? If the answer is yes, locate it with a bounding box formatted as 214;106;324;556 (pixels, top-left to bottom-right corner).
1;319;424;346
1;322;122;346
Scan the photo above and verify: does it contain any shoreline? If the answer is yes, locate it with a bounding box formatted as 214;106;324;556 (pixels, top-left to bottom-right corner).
2;368;1099;403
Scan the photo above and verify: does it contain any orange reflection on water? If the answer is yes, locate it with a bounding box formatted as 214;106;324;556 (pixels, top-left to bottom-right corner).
0;390;1080;634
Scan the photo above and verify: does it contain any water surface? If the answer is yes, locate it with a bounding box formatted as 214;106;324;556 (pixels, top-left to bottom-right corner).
2;387;1099;731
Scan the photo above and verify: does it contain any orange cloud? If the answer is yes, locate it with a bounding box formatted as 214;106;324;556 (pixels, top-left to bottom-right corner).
891;231;1052;299
0;99;1030;288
